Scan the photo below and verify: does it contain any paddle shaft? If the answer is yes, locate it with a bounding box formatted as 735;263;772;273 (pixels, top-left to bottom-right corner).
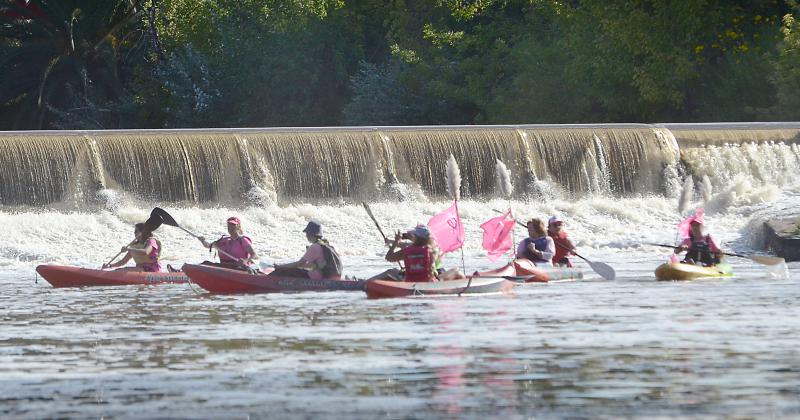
363;202;403;269
174;225;241;262
362;202;389;242
648;242;769;260
105;250;125;267
104;239;139;267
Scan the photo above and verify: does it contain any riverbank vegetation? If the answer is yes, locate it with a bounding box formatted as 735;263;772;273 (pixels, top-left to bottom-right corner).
2;0;799;129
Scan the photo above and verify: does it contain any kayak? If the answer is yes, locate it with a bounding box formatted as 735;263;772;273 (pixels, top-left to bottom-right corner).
182;263;366;294
654;262;733;281
364;264;516;299
36;265;188;288
513;259;583;283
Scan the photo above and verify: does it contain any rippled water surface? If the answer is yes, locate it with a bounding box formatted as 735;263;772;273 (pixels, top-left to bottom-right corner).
3;256;799;418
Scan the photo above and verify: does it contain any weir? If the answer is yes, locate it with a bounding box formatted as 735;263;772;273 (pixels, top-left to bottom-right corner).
0;123;798;207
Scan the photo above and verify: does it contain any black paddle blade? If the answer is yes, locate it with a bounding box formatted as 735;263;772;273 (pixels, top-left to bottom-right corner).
144;213;163;231
151;207;179;228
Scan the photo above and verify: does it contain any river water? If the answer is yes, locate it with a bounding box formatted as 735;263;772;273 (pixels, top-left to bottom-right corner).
2;195;800;418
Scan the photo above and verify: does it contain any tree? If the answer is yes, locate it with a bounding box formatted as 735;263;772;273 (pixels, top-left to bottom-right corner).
0;0;149;129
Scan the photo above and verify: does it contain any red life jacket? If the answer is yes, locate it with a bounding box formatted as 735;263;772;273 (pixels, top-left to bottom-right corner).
550;231;573;267
403;245;434;282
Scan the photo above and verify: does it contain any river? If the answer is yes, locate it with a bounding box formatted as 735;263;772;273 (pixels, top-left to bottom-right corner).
2;195;799;418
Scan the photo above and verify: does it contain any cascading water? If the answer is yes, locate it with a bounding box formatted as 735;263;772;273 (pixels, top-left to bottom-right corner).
0;125;687;207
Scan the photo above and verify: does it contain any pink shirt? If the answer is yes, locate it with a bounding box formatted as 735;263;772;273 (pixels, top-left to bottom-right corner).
301;243;340;280
215;236;253;262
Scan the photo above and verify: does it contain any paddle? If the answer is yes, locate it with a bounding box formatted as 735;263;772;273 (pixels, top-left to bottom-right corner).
362;202;403;270
103;209;165;269
362;202;389;243
493;210;616;280
151;207;240;262
646;243;785;266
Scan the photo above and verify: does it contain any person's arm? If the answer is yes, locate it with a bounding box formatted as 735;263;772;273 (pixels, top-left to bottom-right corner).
674;238;690;254
127;241;154;257
384;232;405;262
540;237;555;262
241;238;258;264
275;244;316;270
103;252;132;269
198;236;212;249
563;238;576;255
276;259;314;270
708;236;723;259
515;240;527;259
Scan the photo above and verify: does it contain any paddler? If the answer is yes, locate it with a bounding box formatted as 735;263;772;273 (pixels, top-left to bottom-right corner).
674;217;722;266
271;221;342;279
516;218;555;266
368;224;440;282
197;216;258;269
102;222;162;272
548;215;575;267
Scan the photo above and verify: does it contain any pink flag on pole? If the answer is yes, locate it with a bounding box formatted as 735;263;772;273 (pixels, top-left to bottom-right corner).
678;208;705;239
428;201;465;253
480;209;516;261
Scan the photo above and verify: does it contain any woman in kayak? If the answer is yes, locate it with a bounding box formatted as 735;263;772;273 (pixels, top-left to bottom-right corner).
102;222;162;272
516;218;555;266
548;215;575;267
368;225;440;282
674;218;722;266
198;216;258;269
271;221;342;279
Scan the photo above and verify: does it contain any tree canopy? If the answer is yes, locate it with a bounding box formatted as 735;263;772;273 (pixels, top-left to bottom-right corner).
1;0;798;130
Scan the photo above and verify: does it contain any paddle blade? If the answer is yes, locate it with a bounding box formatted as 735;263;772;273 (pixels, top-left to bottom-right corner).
144;211;163;232
589;261;616;280
749;255;786;266
152;207;179;228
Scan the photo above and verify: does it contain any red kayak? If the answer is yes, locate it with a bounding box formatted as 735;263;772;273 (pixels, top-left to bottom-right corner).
364;264;517;299
36;265;188;288
512;259;583;283
182;263;366;294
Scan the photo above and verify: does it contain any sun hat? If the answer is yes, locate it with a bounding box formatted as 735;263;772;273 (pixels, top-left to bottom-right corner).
303;220;323;236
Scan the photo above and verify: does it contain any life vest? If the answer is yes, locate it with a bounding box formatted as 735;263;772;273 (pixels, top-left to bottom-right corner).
550;231;572;267
130;237;161;265
685;233;719;266
523;237;550;264
316;239;343;278
403;245;434;282
213;235;252;262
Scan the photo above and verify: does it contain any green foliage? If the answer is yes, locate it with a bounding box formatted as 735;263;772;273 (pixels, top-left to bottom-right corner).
0;0;147;129
772;2;800;119
342;60;452;125
1;0;797;129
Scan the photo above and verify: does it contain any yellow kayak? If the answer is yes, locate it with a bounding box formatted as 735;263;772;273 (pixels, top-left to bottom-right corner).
655;262;733;281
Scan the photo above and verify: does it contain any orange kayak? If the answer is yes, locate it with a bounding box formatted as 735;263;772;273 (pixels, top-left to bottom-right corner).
36;265;188;288
182;263;366;294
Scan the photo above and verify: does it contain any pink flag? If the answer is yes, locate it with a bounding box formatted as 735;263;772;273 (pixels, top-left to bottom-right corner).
678;208;705;239
480;209;516;261
428;201;465;253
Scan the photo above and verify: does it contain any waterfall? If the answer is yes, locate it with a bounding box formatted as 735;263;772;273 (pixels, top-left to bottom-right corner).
1;123;798;207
